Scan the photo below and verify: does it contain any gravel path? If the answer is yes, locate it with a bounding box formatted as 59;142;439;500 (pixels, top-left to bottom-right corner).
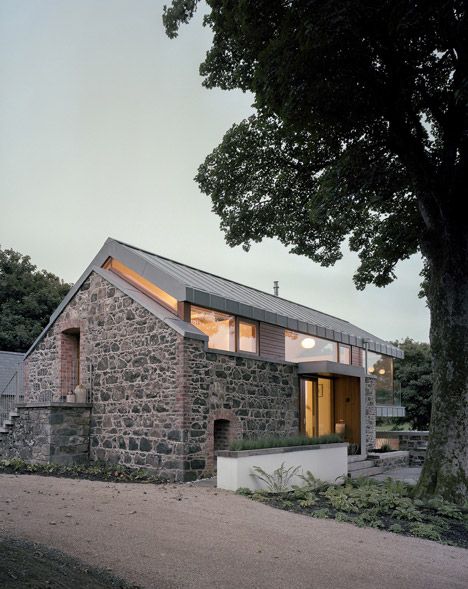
1;474;467;589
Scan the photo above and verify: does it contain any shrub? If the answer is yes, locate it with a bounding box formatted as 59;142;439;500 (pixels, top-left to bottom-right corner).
230;433;342;451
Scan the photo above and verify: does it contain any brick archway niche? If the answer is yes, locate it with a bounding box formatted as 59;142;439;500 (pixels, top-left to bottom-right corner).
206;409;242;473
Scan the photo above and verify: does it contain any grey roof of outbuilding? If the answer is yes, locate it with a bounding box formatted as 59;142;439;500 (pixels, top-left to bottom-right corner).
25;238;403;359
0;351;24;395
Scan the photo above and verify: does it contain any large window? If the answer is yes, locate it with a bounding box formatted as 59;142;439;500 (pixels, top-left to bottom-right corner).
285;331;338;363
367;352;394;404
103;257;178;312
238;320;258;354
191;306;236;351
339;344;351;365
190;307;259;354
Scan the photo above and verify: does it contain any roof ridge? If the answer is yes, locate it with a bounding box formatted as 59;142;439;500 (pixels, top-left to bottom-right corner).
113;238;355;326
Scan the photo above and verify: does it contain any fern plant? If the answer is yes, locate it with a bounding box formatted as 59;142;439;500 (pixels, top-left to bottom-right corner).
250;463;301;493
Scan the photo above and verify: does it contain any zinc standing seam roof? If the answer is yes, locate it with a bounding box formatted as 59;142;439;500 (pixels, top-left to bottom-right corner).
119;240;402;358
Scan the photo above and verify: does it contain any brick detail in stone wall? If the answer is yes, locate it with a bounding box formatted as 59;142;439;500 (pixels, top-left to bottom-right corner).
25;273;187;481
24;272;301;481
0;404;91;465
183;339;300;479
365;376;377;451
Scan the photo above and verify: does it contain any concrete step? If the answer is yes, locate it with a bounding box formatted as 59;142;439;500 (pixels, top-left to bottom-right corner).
350;466;384;479
348;459;376;472
2;420;13;426
9;411;19;418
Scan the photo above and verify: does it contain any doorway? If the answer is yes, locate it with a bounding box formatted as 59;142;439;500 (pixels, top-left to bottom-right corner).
300;376;361;445
301;377;334;437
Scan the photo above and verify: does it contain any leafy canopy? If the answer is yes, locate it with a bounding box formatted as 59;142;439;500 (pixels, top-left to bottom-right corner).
394;338;433;430
164;1;467;288
0;248;71;352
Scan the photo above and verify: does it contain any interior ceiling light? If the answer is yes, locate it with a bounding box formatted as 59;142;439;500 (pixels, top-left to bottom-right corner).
368;366;375;373
378;368;386;375
301;337;316;349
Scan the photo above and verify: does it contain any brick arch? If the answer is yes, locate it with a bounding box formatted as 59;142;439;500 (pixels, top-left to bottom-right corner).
206;409;242;472
57;316;85;400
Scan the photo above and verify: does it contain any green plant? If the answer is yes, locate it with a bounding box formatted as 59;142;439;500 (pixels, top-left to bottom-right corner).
236;487;253;496
379;443;393;453
230;433;342;451
388;523;404;534
298;493;317;508
426;498;464;520
409;523;441;541
250;463;301;493
296;471;327;491
310;508;330;519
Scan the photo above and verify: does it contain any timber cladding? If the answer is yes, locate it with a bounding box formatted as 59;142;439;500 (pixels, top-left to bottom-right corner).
259;323;285;361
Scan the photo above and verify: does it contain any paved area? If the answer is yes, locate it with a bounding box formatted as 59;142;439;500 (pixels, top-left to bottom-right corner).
1;474;467;589
372;467;422;485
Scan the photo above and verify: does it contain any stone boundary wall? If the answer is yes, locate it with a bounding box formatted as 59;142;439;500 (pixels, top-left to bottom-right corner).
368;450;410;471
376;430;428;466
0;403;91;465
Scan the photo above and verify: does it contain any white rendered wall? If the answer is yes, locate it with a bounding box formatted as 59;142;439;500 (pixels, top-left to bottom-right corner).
217;444;348;491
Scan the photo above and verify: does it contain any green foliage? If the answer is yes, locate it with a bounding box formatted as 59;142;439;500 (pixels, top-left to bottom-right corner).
236;487;253;496
393;338;433;430
388;523;404;534
0;458;164;484
426;497;464;520
409;523;442;541
296;471;328;491
251;462;301;494
378;443;393;453
164;1;468;504
230;433;342;451
310;508;330;519
0;248;71;352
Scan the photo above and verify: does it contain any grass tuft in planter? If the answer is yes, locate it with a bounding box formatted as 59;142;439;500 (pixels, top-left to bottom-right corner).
229;433;342;451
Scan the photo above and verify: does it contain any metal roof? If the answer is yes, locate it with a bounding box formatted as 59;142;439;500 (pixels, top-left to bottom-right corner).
25;238;403;359
116;239;403;358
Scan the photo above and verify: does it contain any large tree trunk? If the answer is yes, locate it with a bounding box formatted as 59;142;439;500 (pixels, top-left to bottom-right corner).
416;230;468;504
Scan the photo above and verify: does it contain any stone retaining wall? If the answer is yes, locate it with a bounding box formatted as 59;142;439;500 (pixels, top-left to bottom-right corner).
376;431;428;466
368;450;410;471
0;403;91;465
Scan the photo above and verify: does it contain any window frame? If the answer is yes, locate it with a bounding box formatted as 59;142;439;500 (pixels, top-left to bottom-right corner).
236;318;259;356
190;305;259;356
338;343;351;365
284;330;338;363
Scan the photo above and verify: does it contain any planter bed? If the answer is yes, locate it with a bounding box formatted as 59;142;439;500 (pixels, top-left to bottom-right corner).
217;442;348;491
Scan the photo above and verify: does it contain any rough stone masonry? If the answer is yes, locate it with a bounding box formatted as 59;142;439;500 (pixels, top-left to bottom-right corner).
18;272;299;481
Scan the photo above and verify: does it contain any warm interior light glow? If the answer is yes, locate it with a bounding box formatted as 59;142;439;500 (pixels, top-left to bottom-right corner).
378;368;386;375
368;366;375;373
301;337;316;349
103;257;178;312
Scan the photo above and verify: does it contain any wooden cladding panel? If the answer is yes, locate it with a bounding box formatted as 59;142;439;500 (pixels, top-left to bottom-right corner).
259;323;285;361
334;376;361;445
351;346;363;367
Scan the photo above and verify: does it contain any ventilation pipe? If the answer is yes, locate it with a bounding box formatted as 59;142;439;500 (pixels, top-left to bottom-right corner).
273;281;279;296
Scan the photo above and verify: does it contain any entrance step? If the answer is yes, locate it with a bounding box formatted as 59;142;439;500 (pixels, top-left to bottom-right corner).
349;465;384;479
348;459;375;472
347;457;384;479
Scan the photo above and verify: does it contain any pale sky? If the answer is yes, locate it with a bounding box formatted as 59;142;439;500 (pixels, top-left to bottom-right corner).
0;0;430;343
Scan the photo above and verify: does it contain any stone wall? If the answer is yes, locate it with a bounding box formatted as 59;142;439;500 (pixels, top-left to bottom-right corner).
365;376;377;452
0;403;91;465
182;339;300;478
369;450;410;471
24;272;186;480
376;431;428;466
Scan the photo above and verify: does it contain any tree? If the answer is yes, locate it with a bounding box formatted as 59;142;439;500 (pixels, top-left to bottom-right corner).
164;1;468;502
394;338;433;430
0;248;71;353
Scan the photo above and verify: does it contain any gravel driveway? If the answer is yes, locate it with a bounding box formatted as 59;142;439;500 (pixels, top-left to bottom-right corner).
1;474;467;589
